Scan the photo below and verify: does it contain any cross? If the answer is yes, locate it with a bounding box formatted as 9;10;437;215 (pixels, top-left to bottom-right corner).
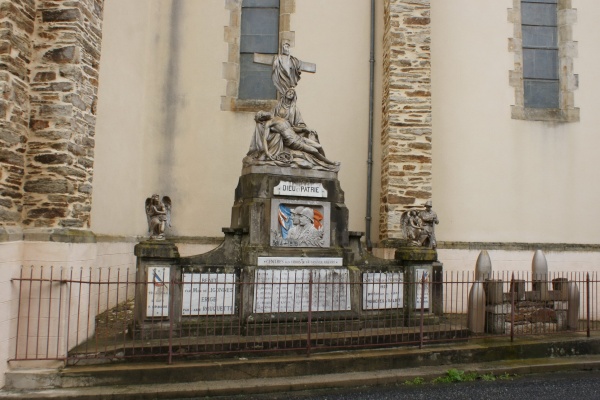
253;53;316;74
253;42;316;95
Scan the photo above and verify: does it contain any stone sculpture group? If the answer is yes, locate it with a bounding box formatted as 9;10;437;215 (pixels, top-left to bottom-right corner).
271;205;325;248
243;42;340;172
145;194;171;240
400;200;439;249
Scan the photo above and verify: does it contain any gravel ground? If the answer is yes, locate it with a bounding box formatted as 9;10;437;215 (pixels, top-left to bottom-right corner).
203;370;600;400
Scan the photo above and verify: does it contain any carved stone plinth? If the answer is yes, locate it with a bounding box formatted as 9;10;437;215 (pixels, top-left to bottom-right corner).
133;241;180;338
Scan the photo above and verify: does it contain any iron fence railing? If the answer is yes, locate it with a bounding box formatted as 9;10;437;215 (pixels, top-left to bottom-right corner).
10;267;599;365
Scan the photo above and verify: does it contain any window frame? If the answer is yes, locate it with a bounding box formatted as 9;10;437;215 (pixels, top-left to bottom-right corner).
222;0;296;112
509;0;579;122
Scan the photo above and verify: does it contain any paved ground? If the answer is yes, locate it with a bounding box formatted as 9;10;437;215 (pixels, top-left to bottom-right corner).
205;370;600;400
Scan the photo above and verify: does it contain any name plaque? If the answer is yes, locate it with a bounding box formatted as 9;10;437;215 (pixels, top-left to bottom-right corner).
253;269;351;313
362;272;404;310
273;181;328;198
415;268;430;309
258;257;343;267
182;273;236;316
146;266;170;317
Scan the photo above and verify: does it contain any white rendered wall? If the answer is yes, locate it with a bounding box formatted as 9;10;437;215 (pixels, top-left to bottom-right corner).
92;0;373;239
1;240;139;388
0;242;23;388
431;0;600;244
439;248;600;275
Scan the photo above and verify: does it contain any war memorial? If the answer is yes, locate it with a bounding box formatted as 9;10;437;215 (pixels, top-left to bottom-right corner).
133;43;444;346
2;1;599;394
130;43;581;352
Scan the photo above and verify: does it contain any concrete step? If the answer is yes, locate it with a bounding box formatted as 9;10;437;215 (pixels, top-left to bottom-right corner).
3;333;600;398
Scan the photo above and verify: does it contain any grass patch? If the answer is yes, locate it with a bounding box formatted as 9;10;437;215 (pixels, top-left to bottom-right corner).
407;370;518;386
433;369;477;383
480;373;496;381
432;369;506;384
498;372;516;380
403;377;425;385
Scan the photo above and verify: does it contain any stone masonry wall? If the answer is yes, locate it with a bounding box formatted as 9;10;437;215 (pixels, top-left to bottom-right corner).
379;0;432;241
0;0;35;227
23;0;103;229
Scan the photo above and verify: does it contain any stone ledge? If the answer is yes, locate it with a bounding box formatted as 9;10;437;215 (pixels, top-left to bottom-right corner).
511;106;580;123
22;228;96;243
437;241;600;252
242;165;338;179
0;226;24;242
134;241;180;259
94;235;225;245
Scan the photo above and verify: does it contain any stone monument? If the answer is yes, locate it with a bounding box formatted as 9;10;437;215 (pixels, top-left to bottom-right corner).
133;41;444;340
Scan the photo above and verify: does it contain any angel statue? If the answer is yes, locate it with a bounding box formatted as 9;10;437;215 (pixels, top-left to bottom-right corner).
145;194;171;240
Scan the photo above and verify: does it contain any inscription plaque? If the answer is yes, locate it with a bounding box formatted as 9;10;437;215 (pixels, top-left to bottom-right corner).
415;268;430;309
273;181;328;198
258;257;343;267
362;272;404;310
146;266;170;317
253;269;350;313
182;273;236;316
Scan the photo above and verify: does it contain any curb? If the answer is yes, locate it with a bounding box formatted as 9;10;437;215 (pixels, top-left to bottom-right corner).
2;355;600;399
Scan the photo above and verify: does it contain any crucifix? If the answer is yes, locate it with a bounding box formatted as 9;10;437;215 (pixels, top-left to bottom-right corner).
253;41;317;96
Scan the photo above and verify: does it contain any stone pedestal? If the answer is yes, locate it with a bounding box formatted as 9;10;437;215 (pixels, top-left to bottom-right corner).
395;245;443;326
133;167;447;341
133;241;180;338
230;167;349;249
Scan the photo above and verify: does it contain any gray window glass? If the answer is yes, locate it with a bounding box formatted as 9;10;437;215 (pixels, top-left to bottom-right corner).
521;3;557;26
239;54;277;100
521;0;559;109
243;0;279;7
524;80;559;109
523;49;558;80
239;1;280;100
522;26;557;48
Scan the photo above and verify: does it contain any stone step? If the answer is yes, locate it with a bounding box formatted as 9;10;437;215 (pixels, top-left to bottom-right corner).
5;334;600;391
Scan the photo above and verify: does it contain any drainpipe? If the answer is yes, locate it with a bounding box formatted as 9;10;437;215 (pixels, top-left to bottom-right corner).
365;0;376;251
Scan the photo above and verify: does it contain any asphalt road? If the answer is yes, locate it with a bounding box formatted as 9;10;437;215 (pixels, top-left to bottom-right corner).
203;370;600;400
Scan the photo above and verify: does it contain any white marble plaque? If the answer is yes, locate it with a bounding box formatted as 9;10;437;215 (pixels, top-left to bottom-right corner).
253;269;351;313
415;268;430;309
182;273;236;316
362;272;404;310
258;257;343;267
146;266;170;317
274;181;328;198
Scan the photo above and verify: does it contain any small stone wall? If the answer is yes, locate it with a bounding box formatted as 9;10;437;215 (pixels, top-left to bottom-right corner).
484;278;572;334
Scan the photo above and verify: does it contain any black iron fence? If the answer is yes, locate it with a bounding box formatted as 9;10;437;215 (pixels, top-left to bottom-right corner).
11;267;599;365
